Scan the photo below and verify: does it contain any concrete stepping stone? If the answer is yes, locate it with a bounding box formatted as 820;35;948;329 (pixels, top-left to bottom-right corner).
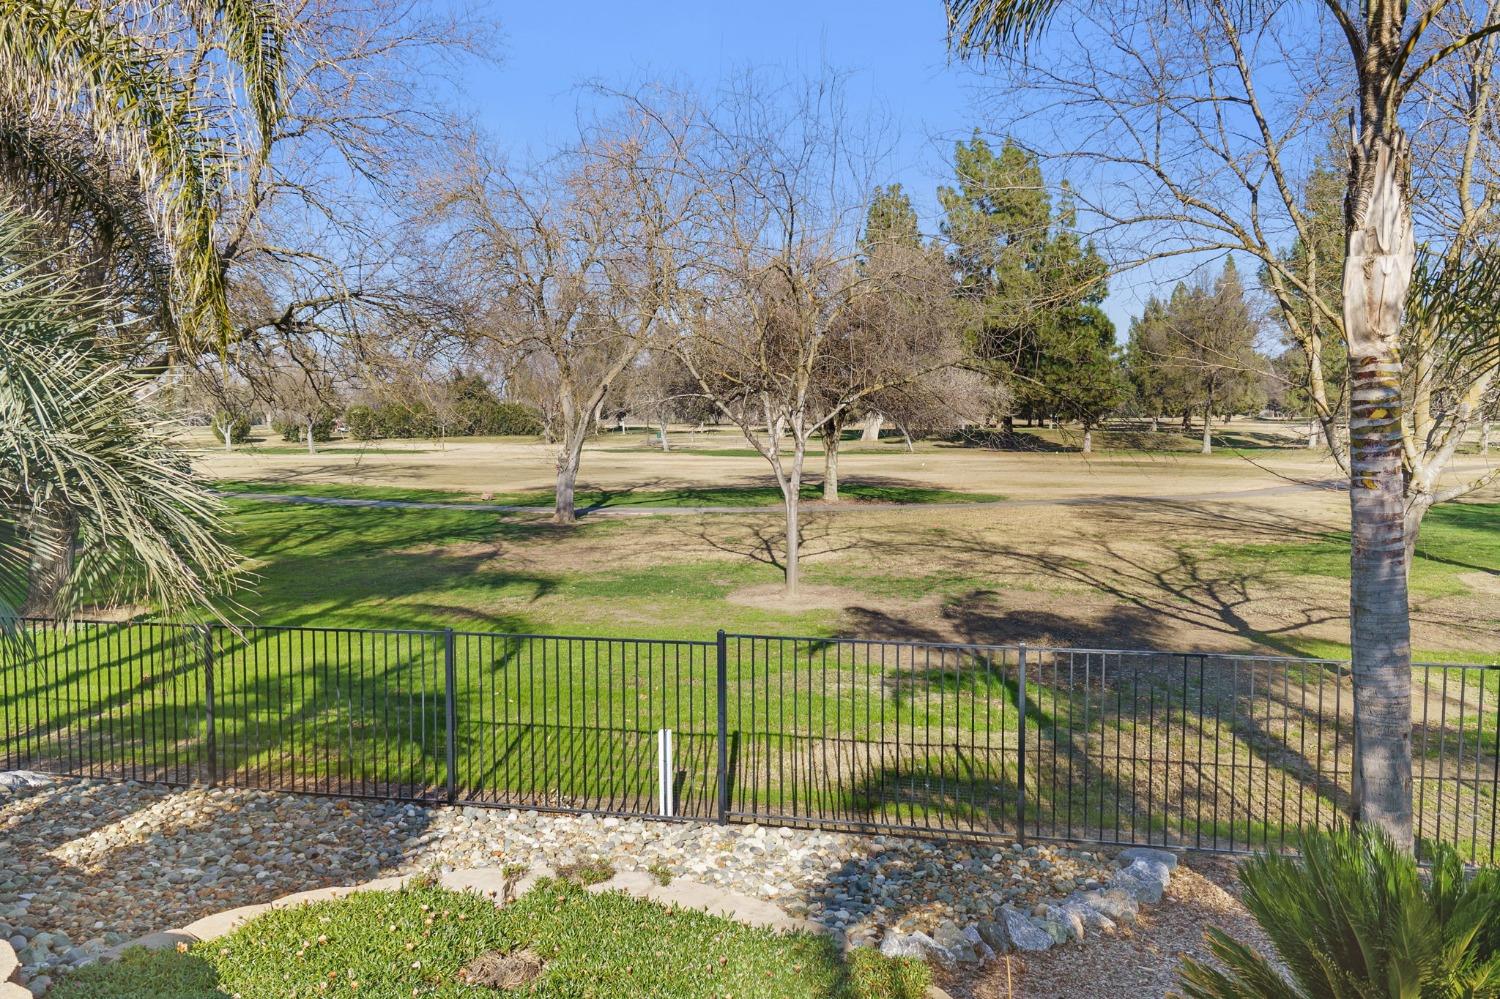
179;904;273;942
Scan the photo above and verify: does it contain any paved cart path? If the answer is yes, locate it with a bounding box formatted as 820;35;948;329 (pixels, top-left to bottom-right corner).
217;479;1346;518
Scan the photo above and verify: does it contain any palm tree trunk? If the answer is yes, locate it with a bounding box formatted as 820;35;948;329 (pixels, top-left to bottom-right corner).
1344;128;1416;850
22;506;76;618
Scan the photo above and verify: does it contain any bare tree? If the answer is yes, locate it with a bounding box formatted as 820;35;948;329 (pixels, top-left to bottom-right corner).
813;241;966;500
433;110;698;524
240;344;342;455
621;350;712;452
664;76;961;592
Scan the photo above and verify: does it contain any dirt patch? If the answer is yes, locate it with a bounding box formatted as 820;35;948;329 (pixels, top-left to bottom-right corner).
726;582;864;612
458;948;545;990
1457;571;1500;597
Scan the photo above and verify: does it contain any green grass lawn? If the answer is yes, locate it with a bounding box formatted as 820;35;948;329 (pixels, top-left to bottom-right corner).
214;479;1004;508
51;879;929;999
1213;501;1500;662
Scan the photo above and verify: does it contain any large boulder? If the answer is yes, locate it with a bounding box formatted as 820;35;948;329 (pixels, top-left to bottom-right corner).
997;905;1055;952
879;930;943;961
1108;857;1173;904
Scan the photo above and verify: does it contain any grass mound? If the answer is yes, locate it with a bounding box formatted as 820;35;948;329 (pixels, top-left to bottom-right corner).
52;879;928;998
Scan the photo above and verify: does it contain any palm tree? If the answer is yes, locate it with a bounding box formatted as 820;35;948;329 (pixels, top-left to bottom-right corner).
945;0;1500;850
0;200;240;625
0;0;285;353
0;1;283;612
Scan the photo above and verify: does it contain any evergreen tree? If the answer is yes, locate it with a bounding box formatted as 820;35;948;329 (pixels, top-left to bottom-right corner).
862;184;922;251
939;134;1112;435
1127;261;1267;452
1260;141;1349;445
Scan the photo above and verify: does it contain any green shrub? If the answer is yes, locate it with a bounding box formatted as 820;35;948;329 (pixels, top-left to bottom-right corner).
1176;824;1500;999
462;398;544;436
342;397;542;441
344;404;379;441
209;411;251;444
272;412;335;443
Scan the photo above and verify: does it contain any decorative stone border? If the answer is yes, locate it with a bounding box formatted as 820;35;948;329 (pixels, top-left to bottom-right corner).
1;938;29;999
877;846;1179;965
44;846;1177;999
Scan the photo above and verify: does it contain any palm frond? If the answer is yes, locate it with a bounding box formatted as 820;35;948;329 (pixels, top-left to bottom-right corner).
0;199;241;628
0;0;287;350
945;0;1069;53
1406;243;1500;379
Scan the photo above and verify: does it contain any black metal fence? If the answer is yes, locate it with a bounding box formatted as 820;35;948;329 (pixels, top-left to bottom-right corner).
2;619;1495;861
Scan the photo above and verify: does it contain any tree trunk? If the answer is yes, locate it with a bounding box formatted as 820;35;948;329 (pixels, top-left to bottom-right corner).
780;445;806;596
1344;127;1416;850
901;425;914;453
1201;397;1213;455
1082;426;1092;454
821;426;841;503
21;507;76;618
306;420;316;455
1181;411;1191;431
554;431;586;525
223;424;233;451
860;412;884;442
1308;418;1318;449
1152;414;1160;432
1483;420;1491;455
1002;414;1015;435
659;416;670;452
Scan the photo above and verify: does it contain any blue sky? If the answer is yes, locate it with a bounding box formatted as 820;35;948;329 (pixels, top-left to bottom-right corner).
458;2;1151;334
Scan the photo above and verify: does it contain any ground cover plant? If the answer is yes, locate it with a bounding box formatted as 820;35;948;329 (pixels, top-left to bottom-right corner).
49;879;929;999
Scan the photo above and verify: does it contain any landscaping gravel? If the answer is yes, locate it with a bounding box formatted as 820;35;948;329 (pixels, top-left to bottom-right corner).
1;775;1164;989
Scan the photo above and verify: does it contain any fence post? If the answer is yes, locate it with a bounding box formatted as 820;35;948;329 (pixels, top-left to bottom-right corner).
443;628;457;805
1015;642;1027;844
716;629;729;825
202;624;217;787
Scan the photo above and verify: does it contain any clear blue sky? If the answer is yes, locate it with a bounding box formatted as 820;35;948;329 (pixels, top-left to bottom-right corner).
458;2;1148;334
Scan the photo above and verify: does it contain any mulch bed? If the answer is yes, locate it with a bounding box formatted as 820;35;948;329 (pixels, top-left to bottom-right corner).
935;852;1271;999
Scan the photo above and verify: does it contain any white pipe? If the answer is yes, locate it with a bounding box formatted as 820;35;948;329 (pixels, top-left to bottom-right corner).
656;728;675;817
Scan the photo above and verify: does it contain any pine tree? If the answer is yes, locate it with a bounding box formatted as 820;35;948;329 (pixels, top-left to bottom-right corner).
940;135;1112;435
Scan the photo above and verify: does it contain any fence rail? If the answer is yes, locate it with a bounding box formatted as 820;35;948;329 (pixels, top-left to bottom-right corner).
2;619;1495;861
